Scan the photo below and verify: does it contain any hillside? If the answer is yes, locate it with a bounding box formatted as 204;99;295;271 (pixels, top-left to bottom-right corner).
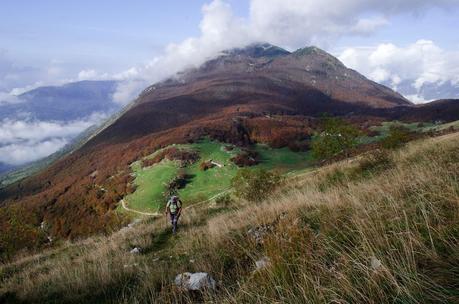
1;132;458;303
1;44;459;257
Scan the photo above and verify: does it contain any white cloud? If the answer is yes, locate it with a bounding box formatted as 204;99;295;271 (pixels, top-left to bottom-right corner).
0;113;107;166
77;69;111;81
0;138;68;166
0;92;22;105
337;40;459;103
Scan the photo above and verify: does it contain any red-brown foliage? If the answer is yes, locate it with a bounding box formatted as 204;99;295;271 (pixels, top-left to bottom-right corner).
231;150;260;167
199;161;215;171
142;147;199;168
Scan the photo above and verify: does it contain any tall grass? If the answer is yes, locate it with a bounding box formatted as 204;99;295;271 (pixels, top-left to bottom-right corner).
1;133;458;303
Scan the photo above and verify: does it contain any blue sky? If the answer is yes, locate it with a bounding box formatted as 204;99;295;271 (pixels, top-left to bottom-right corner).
1;1;247;73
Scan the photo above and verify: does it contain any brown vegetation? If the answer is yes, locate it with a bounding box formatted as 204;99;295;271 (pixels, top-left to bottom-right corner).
142;147;200;168
0;43;458;260
0;132;457;303
230;150;260;167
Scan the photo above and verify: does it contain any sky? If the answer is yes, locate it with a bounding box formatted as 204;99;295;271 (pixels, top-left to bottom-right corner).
1;0;459;166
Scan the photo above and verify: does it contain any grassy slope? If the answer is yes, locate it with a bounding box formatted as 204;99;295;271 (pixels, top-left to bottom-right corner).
123;140;313;212
1;131;458;304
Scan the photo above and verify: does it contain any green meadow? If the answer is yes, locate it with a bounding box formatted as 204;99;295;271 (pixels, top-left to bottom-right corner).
122;139;313;212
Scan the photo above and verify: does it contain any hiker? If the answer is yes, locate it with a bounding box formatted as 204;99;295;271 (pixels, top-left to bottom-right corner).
166;195;182;234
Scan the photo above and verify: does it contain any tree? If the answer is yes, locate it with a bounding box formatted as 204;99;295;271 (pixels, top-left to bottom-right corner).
231;168;282;202
381;125;412;149
311;117;361;159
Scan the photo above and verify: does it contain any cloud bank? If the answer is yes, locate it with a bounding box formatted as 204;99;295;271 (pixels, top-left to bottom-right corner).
338;40;459;103
0;113;107;166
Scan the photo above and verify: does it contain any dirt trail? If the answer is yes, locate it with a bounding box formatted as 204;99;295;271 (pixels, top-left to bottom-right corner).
120;189;231;216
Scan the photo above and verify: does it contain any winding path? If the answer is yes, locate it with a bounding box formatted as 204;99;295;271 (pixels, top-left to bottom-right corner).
120;188;232;216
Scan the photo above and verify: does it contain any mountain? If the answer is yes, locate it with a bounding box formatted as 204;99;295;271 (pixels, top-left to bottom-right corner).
1;43;458;248
0;80;120;121
92;44;410;145
0;80;122;175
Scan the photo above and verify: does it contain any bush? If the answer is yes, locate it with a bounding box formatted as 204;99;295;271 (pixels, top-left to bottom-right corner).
231;168;282;202
231;150;260;167
199;161;215;171
215;193;233;207
381;125;412;149
142;147;199;168
355;149;392;175
311;117;361;159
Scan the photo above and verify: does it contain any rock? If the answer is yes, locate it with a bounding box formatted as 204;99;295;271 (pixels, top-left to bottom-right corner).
130;247;141;254
123;263;138;268
89;170;98;179
255;256;271;270
247;224;272;244
370;256;382;270
128;218;141;228
174;272;216;291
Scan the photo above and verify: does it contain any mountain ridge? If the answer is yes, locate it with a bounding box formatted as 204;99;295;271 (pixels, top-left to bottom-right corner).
0;43;458;250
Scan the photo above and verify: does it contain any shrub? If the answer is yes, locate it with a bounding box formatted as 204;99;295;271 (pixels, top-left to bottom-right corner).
230;150;260;167
142;147;199;168
231;168;282;202
355;149;392;175
199;161;215;171
381;125;413;149
215;193;233;207
311;117;361;159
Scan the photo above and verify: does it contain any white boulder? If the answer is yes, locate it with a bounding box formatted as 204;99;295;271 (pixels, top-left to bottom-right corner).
255;256;271;270
174;272;216;291
370;256;382;270
130;247;141;254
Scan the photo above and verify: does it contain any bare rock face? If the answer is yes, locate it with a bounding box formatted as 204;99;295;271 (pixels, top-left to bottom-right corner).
174;272;216;291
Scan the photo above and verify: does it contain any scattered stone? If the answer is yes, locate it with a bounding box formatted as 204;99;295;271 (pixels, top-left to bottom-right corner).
47;236;53;243
130;247;141;254
247;224;273;244
189;259;195;263
255;256;271;270
123;263;139;268
174;272;216;291
370;256;382;270
210;161;223;168
89;170;99;179
128;218;142;228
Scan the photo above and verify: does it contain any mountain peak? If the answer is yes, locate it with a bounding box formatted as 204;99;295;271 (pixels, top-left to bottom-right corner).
293;45;346;69
222;42;290;58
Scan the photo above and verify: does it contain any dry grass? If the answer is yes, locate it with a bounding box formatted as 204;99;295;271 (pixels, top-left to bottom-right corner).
1;132;458;303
